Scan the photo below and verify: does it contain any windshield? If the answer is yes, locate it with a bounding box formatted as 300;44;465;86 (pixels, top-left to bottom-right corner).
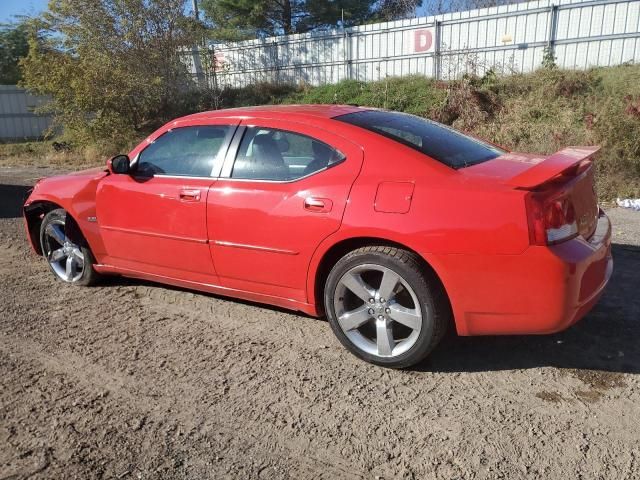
335;110;504;169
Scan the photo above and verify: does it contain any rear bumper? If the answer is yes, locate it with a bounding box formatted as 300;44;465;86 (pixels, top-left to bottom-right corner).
545;210;613;332
440;210;613;336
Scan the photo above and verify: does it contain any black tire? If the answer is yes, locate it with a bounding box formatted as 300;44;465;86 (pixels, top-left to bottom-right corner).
39;208;100;286
324;246;449;368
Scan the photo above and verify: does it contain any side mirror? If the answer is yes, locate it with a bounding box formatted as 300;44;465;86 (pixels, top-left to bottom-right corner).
107;154;130;174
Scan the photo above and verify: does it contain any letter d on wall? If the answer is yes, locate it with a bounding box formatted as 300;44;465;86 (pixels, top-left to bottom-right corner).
414;29;433;53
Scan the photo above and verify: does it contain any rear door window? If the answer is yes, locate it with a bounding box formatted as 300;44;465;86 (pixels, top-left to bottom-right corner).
231;127;345;181
335;110;504;168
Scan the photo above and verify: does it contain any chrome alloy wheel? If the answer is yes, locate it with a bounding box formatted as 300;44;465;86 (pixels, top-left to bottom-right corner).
333;264;423;358
42;219;85;282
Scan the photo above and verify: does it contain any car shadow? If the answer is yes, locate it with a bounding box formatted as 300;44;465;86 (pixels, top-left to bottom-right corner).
417;243;640;375
99;275;317;319
0;184;31;219
101;243;640;375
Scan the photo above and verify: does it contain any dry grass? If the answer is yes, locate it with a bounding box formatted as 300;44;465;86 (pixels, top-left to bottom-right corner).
0;141;110;170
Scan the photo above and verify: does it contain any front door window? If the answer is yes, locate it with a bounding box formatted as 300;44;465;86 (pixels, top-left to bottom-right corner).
137;125;233;177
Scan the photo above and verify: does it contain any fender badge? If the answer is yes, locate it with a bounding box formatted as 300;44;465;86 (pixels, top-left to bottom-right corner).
87;216;97;223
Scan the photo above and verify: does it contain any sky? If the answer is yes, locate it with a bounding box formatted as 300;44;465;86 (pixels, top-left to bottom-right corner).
0;0;431;27
0;0;48;23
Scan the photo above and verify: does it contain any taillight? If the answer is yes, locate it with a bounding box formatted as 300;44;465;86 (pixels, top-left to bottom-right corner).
525;191;579;245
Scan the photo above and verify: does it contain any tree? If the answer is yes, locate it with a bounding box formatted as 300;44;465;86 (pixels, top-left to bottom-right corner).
423;0;526;16
375;0;423;21
200;0;417;37
20;0;204;146
0;22;30;84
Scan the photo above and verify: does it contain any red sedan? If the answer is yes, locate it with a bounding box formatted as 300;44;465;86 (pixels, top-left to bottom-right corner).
23;105;613;368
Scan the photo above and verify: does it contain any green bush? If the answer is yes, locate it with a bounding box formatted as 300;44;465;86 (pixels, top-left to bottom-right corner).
20;0;205;153
282;76;447;115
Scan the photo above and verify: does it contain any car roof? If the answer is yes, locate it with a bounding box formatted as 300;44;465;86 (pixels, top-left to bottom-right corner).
178;104;366;122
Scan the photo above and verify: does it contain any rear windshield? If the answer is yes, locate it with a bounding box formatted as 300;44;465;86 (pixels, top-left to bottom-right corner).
335;110;504;169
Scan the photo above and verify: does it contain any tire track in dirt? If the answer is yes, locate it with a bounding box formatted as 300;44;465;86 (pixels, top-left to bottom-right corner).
0;333;365;479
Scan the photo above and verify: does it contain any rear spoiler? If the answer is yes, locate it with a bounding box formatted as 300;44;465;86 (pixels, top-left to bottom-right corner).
507;146;600;189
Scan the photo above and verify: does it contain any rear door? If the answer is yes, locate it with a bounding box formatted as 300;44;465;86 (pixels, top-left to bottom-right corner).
96;121;237;279
207;119;363;302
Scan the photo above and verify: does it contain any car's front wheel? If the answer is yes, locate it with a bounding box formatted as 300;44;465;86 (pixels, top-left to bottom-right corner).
40;208;99;286
324;246;449;368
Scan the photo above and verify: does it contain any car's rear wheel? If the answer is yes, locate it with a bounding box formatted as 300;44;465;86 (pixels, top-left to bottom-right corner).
40;208;99;286
324;246;448;368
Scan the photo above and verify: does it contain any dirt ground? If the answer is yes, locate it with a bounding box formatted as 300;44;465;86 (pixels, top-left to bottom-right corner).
1;165;639;480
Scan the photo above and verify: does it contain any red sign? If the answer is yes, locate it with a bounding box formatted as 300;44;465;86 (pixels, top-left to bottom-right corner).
414;29;434;53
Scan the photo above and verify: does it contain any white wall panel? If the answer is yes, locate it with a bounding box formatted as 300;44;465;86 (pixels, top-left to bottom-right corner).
0;86;53;141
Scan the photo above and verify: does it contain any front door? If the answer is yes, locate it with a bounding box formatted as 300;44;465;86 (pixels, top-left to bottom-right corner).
207;120;363;302
96;122;237;279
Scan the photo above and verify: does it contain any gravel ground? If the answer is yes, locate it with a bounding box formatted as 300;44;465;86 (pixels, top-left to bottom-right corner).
1;166;639;480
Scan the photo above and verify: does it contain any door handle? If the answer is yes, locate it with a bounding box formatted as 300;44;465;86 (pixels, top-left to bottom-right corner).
304;197;332;213
179;189;201;202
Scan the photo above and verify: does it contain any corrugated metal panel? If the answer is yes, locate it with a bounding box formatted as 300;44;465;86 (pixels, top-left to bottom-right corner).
186;0;640;87
0;86;53;141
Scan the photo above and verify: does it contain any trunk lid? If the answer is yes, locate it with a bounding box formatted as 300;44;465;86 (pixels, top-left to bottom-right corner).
464;147;600;240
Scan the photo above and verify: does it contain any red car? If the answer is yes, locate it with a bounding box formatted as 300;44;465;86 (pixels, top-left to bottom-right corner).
23;105;613;368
